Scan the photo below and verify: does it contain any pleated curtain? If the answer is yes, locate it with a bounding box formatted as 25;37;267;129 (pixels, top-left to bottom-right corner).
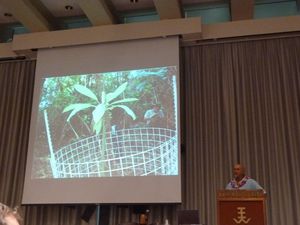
1;35;300;225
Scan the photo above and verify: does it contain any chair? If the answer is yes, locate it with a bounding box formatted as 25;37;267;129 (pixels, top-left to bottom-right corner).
177;210;200;225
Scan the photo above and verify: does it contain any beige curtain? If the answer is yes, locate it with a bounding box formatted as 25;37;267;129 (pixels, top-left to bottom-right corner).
182;36;300;225
0;60;36;206
0;60;85;225
230;39;300;225
1;35;300;225
183;43;240;225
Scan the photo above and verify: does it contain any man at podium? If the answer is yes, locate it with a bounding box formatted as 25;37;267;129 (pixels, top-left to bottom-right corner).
226;164;265;191
219;164;267;225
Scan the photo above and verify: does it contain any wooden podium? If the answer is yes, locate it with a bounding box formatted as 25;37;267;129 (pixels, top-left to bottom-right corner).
217;190;266;225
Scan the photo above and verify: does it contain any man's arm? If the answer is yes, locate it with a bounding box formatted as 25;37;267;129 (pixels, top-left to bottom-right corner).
249;179;266;193
225;182;232;190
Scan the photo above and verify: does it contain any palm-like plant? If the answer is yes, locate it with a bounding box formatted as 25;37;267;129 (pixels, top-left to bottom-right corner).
63;82;138;153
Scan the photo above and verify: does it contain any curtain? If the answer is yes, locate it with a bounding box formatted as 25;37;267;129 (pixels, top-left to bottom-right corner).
182;36;300;225
0;60;36;206
183;43;240;225
1;35;300;225
0;60;86;225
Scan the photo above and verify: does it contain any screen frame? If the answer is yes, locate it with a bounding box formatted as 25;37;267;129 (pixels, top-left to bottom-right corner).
22;37;181;204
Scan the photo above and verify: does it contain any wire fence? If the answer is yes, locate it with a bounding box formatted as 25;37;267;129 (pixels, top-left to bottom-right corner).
53;127;178;178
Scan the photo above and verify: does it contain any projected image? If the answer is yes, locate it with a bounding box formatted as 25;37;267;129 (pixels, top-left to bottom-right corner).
32;66;179;179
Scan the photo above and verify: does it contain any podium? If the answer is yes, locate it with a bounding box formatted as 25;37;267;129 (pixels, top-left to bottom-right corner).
217;190;266;225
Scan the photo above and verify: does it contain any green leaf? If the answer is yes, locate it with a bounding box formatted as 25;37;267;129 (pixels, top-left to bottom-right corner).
114;105;137;120
106;82;128;103
63;103;94;122
92;103;106;124
63;103;93;113
74;84;98;102
111;98;138;105
93;119;103;135
101;91;106;104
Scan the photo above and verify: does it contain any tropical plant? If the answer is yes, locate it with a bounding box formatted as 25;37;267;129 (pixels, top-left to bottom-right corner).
63;82;138;153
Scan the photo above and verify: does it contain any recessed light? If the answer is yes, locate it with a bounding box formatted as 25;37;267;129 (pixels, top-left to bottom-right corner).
65;5;74;11
4;12;13;17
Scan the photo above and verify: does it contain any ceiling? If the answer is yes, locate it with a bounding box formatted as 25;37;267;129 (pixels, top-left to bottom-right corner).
0;0;228;24
0;0;298;34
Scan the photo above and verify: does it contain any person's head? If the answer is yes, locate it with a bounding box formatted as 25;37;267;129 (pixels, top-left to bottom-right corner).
0;203;21;225
233;164;246;179
152;103;161;112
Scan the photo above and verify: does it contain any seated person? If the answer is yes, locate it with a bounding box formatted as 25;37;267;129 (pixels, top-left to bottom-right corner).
0;203;21;225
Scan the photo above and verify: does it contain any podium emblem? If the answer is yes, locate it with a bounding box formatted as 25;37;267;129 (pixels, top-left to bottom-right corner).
233;207;251;224
217;190;266;225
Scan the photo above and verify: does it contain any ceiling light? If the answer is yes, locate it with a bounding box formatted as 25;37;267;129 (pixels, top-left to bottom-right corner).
4;13;12;17
65;5;74;11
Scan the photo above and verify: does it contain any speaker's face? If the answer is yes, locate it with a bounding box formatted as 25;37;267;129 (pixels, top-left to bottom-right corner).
233;164;245;178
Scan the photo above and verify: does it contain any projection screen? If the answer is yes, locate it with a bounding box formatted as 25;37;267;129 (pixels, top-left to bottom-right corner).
22;37;181;204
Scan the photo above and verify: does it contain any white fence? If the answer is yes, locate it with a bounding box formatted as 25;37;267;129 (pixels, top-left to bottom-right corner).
52;128;178;178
